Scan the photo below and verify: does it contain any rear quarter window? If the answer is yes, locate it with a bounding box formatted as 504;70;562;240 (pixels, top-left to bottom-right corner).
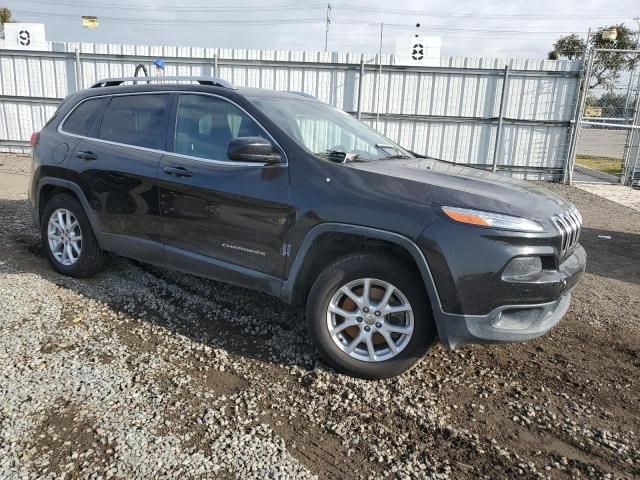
61;97;107;136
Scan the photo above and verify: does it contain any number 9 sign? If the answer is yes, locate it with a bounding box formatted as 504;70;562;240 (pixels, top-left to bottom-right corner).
18;29;32;47
4;23;46;50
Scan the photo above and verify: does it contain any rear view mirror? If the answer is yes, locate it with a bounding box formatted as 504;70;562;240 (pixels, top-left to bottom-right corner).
227;137;283;164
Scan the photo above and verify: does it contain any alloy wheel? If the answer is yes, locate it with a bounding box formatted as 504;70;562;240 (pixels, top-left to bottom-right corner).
326;278;414;362
47;208;82;266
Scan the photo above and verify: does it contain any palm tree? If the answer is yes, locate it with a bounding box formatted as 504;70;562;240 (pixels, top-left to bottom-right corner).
0;7;13;25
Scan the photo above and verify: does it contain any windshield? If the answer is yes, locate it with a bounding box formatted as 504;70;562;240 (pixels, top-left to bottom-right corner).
248;96;413;162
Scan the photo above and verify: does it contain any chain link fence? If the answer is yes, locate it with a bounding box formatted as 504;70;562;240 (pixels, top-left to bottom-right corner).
570;48;640;186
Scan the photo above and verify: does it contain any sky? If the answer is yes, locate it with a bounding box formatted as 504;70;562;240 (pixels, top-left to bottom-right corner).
3;0;639;59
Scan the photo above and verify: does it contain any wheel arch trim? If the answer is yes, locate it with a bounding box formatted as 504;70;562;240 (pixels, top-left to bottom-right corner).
280;223;445;317
36;177;100;240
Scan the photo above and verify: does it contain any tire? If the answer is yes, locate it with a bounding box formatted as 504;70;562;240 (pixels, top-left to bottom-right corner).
307;253;436;379
41;193;108;278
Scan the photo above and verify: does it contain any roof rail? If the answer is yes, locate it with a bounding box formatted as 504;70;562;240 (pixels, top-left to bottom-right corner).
90;76;236;89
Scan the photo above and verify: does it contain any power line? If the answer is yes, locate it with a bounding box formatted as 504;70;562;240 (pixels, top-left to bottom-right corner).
331;19;589;36
12;0;633;21
9;3;603;55
331;4;633;20
12;0;326;12
11;10;324;25
11;9;590;36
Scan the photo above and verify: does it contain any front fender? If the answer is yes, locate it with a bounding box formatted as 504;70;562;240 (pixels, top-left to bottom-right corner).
279;223;443;314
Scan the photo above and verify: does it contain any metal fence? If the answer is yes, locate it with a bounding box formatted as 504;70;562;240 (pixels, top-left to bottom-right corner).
0;41;581;180
568;48;640;186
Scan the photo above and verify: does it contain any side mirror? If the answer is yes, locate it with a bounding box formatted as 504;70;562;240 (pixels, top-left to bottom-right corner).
227;137;283;164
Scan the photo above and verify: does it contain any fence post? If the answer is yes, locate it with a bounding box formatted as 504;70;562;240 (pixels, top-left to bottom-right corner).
621;63;640;185
623;68;635;118
74;48;82;91
213;54;218;77
375;53;383;129
356;58;364;119
622;74;640;185
565;49;595;185
492;65;509;173
563;61;587;184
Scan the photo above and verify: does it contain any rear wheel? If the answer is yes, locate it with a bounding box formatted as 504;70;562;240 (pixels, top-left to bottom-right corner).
41;194;108;277
307;253;436;379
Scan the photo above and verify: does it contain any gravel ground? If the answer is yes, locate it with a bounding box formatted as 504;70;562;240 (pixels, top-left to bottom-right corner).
0;153;639;479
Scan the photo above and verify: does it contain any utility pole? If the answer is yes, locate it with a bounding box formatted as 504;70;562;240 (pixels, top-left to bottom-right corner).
324;4;331;52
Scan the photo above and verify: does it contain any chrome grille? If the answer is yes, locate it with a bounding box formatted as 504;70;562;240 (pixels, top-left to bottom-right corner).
551;206;582;258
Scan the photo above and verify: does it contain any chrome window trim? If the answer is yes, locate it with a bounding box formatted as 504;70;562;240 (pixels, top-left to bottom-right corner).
171;92;288;167
56;96;108;138
57;90;288;168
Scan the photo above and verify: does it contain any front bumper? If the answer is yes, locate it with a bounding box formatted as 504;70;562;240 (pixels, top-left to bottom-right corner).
437;291;572;349
434;244;586;349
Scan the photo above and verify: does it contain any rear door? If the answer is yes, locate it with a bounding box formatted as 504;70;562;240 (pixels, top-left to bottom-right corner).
66;93;172;264
159;93;292;291
53;96;109;168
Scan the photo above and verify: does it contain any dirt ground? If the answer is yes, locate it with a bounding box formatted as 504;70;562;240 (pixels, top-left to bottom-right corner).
0;153;639;479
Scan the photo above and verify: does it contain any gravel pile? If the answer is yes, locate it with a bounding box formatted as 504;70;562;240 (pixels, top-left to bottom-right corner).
0;159;639;479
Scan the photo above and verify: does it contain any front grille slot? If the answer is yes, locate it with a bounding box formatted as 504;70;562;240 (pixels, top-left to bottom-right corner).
551;207;582;258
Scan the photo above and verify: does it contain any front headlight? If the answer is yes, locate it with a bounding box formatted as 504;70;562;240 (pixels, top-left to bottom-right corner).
441;206;544;232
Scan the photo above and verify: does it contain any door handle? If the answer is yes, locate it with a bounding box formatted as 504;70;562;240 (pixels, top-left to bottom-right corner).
76;151;97;161
164;166;193;178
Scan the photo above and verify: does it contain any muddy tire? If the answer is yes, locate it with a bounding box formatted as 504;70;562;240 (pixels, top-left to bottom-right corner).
307;253;436;379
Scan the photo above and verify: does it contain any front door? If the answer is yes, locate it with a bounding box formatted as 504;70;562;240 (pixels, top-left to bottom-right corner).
159;93;292;291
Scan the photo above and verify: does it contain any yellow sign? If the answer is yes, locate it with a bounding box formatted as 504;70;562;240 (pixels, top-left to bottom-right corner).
82;16;98;28
585;106;603;117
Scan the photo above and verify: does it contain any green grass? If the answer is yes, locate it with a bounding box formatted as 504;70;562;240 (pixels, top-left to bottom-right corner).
576;155;622;176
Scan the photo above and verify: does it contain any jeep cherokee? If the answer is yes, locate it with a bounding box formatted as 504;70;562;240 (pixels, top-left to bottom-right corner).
28;76;586;379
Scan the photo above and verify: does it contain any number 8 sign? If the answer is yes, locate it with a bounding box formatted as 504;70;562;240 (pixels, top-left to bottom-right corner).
394;36;441;67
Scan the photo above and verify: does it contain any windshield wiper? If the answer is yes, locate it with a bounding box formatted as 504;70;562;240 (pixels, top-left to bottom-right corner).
375;143;399;154
374;143;412;160
317;149;369;163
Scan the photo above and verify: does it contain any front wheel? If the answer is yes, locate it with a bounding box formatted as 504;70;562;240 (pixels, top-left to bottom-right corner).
307;254;436;379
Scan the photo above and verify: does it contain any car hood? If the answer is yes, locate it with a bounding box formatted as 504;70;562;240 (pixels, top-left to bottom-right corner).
347;157;571;220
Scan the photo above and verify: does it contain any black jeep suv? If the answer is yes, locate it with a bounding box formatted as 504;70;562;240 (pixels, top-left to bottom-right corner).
29;76;586;379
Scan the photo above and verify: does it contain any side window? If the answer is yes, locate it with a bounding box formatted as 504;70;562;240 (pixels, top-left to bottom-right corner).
99;94;170;149
174;94;264;161
61;97;107;136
